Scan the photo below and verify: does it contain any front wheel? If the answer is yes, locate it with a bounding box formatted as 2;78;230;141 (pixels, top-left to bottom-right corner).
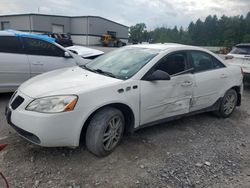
86;107;125;157
215;89;238;118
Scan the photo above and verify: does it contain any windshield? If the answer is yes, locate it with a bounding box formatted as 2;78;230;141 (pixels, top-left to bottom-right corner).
84;47;160;80
230;46;250;55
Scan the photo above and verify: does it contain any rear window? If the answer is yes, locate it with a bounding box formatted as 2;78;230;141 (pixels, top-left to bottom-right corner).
0;36;23;54
230;46;250;55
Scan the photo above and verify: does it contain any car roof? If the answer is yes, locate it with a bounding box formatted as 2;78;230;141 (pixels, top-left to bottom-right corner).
0;29;55;43
236;43;250;47
130;43;206;51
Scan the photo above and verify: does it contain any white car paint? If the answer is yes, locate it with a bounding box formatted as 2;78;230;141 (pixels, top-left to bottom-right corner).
226;44;250;76
0;30;86;93
66;45;104;58
0;52;30;93
6;44;243;148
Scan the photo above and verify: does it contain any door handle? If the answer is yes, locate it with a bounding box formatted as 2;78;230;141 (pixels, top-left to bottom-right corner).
181;81;193;87
220;74;228;78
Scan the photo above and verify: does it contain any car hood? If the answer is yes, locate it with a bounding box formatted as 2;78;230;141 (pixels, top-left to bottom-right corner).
66;45;104;58
19;66;121;98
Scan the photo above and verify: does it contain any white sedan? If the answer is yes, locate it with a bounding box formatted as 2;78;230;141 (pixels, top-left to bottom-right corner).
6;44;243;157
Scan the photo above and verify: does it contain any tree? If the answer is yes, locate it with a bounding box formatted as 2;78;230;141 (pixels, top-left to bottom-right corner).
130;11;250;47
129;23;147;43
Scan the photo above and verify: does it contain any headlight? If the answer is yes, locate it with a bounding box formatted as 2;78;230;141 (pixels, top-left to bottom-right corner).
26;95;78;113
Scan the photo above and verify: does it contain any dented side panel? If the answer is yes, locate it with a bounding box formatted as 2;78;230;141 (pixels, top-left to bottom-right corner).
139;73;194;125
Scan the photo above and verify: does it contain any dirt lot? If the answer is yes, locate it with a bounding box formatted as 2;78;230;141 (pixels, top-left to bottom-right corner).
0;46;250;187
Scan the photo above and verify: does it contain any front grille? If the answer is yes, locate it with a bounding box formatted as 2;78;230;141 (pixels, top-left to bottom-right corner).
10;95;24;110
10;123;41;144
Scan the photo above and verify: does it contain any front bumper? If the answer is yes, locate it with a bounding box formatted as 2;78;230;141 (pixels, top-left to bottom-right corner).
5;91;84;147
5;107;41;144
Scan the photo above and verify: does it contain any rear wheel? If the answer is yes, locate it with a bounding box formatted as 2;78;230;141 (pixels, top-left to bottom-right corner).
215;89;238;118
86;107;125;157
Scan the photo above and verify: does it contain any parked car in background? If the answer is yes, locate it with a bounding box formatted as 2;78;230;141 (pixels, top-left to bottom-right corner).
46;33;73;47
6;44;243;157
66;45;104;60
225;43;250;81
0;30;85;93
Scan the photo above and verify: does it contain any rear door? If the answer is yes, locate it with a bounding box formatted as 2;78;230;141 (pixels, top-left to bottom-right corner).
0;36;30;92
188;50;227;112
22;37;76;77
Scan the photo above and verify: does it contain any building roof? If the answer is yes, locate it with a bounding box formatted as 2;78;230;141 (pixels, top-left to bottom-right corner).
0;13;129;28
0;29;55;42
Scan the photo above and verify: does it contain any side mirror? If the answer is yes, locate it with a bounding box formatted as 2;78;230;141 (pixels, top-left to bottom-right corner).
64;52;71;58
146;70;171;81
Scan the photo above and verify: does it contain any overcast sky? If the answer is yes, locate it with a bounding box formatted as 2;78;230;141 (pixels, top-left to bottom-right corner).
0;0;249;29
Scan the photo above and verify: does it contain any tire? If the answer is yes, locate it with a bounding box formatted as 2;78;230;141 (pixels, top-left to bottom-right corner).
215;89;238;118
86;107;125;157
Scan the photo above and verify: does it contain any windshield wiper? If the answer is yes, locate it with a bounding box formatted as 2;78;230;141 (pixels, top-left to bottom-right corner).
94;69;117;78
81;66;117;78
81;65;95;73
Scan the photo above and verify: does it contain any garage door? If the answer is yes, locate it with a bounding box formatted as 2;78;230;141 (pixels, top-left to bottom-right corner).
52;25;64;33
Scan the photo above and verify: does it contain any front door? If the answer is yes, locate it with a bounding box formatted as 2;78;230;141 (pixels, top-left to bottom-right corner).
140;52;194;125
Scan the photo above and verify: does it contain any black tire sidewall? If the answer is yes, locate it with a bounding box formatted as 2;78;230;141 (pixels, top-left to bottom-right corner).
219;89;238;118
86;107;125;157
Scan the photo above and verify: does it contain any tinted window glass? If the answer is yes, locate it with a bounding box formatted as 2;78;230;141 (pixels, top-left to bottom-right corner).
213;57;225;69
230;46;250;55
190;51;224;73
155;53;187;75
0;36;23;53
23;37;65;57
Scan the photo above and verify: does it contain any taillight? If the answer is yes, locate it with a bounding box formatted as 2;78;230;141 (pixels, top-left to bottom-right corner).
225;55;234;60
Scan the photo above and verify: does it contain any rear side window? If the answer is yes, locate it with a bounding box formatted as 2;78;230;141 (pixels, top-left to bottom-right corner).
190;51;225;73
0;36;23;54
23;37;65;57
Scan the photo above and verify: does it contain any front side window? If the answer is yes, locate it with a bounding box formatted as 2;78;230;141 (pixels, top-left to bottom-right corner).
190;51;225;73
23;37;65;57
0;36;23;54
154;52;187;76
85;47;160;80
